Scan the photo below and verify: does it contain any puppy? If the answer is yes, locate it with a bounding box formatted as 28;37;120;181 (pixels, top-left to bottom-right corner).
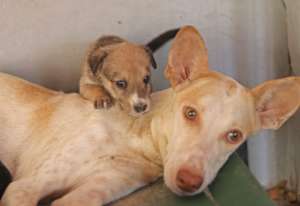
79;29;178;116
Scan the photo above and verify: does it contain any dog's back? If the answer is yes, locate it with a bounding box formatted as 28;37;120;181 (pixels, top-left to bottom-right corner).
0;73;57;107
0;73;94;174
0;73;58;173
0;72;131;177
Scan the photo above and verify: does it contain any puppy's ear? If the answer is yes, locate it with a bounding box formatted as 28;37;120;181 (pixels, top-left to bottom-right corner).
251;77;300;129
165;26;209;88
88;51;108;75
144;46;157;69
88;36;124;75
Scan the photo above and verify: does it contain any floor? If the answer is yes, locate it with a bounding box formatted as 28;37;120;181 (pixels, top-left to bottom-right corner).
275;200;299;206
267;181;300;206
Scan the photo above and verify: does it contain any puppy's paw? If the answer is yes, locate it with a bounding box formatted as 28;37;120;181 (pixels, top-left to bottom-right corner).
94;95;114;109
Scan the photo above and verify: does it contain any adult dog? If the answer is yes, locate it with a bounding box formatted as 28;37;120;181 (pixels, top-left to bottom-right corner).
0;26;299;206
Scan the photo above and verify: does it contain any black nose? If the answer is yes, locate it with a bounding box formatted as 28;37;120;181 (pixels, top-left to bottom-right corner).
134;103;147;113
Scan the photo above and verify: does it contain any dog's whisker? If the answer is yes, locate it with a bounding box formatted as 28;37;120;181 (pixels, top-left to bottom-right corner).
204;187;220;206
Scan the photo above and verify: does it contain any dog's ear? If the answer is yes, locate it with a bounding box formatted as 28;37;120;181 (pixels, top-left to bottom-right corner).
144;46;157;69
165;26;209;88
88;36;124;75
88;51;108;75
251;77;300;129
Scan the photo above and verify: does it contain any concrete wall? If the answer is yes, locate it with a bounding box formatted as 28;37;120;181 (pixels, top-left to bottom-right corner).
284;0;300;193
0;0;229;92
285;0;300;75
0;0;288;91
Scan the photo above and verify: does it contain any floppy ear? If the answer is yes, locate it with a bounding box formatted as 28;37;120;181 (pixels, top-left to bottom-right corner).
165;26;209;88
88;51;108;75
251;77;300;129
88;35;124;75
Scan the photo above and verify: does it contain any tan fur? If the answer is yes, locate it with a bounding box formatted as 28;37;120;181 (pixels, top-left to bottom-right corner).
251;77;300;129
79;36;153;116
165;26;209;88
0;26;299;206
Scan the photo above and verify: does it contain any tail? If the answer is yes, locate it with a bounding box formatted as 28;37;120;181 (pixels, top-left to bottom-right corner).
146;28;180;52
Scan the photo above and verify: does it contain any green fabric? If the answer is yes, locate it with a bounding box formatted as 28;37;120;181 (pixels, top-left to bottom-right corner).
111;153;275;206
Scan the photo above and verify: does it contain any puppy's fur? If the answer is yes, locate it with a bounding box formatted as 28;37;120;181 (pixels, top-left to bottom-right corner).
0;26;299;206
79;29;178;116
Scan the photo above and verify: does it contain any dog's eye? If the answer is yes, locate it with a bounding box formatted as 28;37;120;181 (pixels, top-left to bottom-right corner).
224;129;243;144
116;80;127;89
183;106;198;120
143;75;150;84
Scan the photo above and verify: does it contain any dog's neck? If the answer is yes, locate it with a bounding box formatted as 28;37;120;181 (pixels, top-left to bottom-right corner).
120;88;176;166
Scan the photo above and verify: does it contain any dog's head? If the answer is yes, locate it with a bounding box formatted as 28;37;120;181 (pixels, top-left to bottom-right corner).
87;36;157;116
162;26;300;196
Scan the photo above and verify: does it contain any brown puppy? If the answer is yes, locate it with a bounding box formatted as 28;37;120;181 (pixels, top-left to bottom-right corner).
79;29;178;116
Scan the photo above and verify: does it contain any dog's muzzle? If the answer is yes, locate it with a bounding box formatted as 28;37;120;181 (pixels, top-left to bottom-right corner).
133;102;148;113
176;167;204;193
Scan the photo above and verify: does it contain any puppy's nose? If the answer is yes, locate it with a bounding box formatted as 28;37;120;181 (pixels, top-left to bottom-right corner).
134;103;147;113
176;168;203;193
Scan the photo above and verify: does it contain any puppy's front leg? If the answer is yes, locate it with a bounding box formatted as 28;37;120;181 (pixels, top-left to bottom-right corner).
80;84;114;109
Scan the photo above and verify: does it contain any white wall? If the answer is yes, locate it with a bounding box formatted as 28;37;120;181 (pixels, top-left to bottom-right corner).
285;0;300;75
0;0;288;91
0;0;234;92
0;0;298;193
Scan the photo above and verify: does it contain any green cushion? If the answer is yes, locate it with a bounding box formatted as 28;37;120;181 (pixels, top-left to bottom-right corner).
110;153;275;206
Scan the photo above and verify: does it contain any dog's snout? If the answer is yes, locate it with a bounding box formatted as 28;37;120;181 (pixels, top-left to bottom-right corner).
176;168;203;193
133;103;147;113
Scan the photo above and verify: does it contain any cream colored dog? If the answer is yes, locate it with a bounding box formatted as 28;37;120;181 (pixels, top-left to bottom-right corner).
0;26;300;206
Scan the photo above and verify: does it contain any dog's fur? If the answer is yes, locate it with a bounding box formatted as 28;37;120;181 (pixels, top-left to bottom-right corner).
0;26;300;206
79;29;178;116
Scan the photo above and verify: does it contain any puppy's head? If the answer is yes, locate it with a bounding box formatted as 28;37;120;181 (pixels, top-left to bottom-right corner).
87;36;157;116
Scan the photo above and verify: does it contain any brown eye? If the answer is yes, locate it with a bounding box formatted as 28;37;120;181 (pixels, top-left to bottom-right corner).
224;130;243;144
143;75;150;84
184;106;198;120
116;80;127;89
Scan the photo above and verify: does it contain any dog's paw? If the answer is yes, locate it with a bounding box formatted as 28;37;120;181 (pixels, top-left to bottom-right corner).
94;95;114;109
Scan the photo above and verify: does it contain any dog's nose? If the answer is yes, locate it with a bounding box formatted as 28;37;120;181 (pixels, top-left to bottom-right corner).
176;168;203;193
134;103;147;113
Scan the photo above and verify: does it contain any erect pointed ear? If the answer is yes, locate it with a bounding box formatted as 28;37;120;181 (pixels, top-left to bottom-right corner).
165;26;209;88
251;77;300;130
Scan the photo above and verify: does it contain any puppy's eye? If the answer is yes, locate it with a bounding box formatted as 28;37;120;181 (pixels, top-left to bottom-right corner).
143;75;150;84
183;106;198;120
116;80;127;89
224;129;243;144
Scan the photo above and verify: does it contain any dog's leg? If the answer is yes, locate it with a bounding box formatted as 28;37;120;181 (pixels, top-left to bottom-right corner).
51;180;105;206
80;84;114;109
51;169;154;206
1;179;40;206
